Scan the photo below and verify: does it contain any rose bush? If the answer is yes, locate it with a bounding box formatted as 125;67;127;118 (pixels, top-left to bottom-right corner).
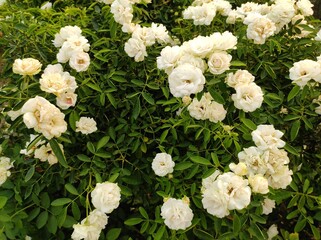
0;0;321;239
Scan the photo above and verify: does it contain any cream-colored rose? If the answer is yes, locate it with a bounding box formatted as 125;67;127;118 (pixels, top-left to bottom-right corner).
205;100;227;123
232;83;264;112
76;117;97;135
69;51;90;72
225;69;255;89
157;46;183;74
124;38;147;62
262;197;276;215
229;162;248;176
210;31;238;51
53;25;82;48
34;143;64;165
56;91;77;110
91;182;121;213
185;35;215;58
151;153;175;177
207;51;232;75
0;157;13;186
12;58;42;76
168;63;205;97
21;96;67;139
249;174;269;194
183;3;217;26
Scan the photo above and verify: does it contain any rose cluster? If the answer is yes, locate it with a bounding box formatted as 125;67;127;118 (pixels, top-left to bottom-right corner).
72;181;121;240
157;31;237;98
184;0;315;44
53;25;91;72
98;0;174;62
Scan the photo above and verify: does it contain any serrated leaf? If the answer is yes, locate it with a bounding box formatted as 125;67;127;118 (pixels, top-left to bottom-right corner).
49;139;68;168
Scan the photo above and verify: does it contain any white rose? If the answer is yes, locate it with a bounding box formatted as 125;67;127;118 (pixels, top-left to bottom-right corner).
267;224;278;240
267;1;295;33
40;1;52;10
214;0;232;16
86;209;108;230
296;0;314;16
71;224;101;240
157;46;183;74
64;35;90;53
238;146;268;176
205;100;227;123
124;38;147;62
232;83;264;112
76;117;97;135
268;165;293;189
7;109;22;121
12;58;42;76
69;51;91;72
183;3;217;26
151;23;172;45
21;96;67;140
177;54;207;73
251;125;285;150
201;170;221;191
56;91;77;110
110;0;133;25
210;31;238;51
229;162;248;176
132;26;155;46
207;51;232;75
249;174;269;194
151;153;175;177
161;197;194;230
187;94;211;120
91;182;121;213
225;70;255;88
20;134;45;156
289;60;321;86
168;64;205;97
245;13;276;44
53;26;82;48
0;157;13;186
184;35;215;58
34;143;64;165
262;198;276;215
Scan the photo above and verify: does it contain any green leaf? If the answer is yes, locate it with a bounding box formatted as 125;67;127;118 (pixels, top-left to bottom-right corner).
194;228;215;240
248;223;265;239
65;183;79;195
174;162;194;171
142;92;155;105
72;202;81;221
209;89;225;104
230;60;247;66
87;142;96;154
233;214;241;233
294;218;306;232
290;120;301;141
0;196;7;209
287;85;301;101
284;143;300;156
36;211;48;229
49;139;68;168
241;118;257;131
154;225;166;240
106;93;117;108
77;154;91;162
96;136;110;150
47;214;58;234
310;224;321;240
109;173;120;183
124;218;143;226
51;198;72;206
132;97;141;120
106;228;122;240
139;207;149;219
190;155;212;165
160;129;169;144
86;82;102;92
25;165;35;182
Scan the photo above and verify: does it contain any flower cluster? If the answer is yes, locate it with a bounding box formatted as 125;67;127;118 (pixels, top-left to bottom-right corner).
184;0;315;43
53;25;90;72
99;0;173;62
21;96;67;140
0;156;13;186
226;70;264;112
72;181;121;240
201;170;251;218
187;92;227;123
160;197;194;230
40;64;78;109
289;56;321;88
232;124;292;190
157;31;237;97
